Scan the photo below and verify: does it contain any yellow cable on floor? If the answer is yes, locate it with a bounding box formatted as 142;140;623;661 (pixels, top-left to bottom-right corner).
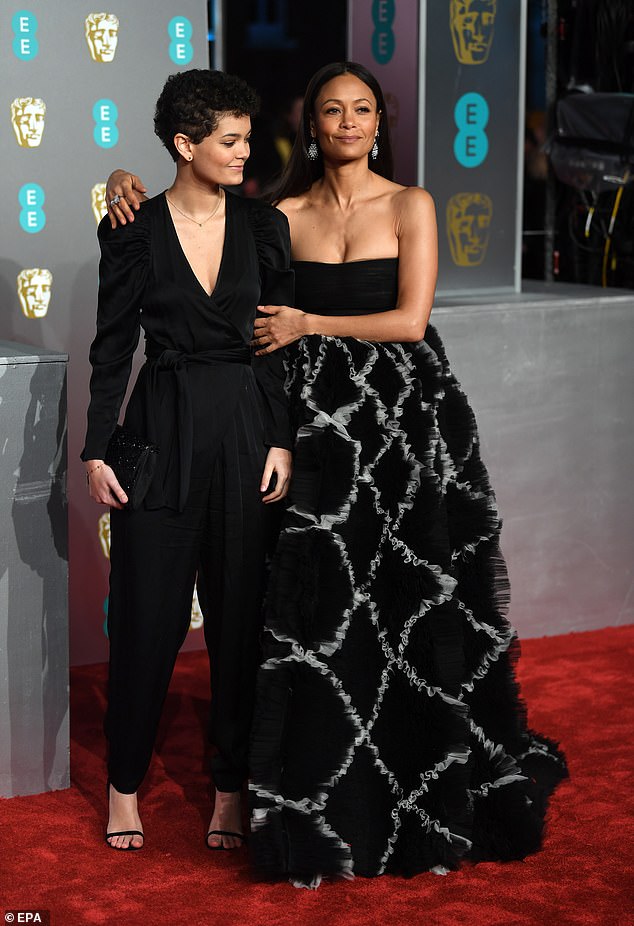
602;173;629;286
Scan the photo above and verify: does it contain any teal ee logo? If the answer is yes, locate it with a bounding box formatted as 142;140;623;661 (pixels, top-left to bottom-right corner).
169;16;193;65
12;10;39;60
371;0;395;65
19;183;45;233
454;92;489;167
93;99;119;148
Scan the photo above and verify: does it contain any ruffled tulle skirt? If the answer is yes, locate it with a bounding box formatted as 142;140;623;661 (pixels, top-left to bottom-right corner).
249;327;568;885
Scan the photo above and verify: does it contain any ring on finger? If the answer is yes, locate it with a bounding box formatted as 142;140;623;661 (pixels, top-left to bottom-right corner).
110;194;122;206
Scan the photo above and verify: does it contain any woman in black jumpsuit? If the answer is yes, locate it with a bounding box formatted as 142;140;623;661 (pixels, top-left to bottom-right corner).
82;71;292;850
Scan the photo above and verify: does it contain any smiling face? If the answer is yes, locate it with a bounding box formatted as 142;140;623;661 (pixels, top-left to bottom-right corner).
177;113;252;186
311;73;381;164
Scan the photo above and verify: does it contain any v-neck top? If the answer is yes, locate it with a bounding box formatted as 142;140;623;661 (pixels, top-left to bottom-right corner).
82;190;294;510
164;189;230;299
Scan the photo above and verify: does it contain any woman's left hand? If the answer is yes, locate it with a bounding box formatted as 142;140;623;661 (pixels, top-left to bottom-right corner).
252;305;310;354
260;447;292;503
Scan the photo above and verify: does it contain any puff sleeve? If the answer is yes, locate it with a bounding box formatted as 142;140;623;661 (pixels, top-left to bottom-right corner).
81;211;150;461
250;202;294;451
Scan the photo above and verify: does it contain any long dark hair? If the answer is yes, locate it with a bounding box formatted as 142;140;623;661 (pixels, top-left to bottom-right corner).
267;61;394;204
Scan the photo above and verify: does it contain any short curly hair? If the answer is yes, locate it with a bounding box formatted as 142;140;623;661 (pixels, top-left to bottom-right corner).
154;69;260;161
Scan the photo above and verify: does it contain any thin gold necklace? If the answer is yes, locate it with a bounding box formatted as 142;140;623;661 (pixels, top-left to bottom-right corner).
165;188;224;227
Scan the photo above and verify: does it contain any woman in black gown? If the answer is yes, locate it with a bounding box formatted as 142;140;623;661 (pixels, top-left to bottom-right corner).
247;62;568;887
83;70;292;850
106;61;567;884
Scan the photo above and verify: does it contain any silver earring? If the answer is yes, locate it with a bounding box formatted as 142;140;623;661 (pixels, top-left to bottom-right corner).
307;139;318;160
371;137;379;160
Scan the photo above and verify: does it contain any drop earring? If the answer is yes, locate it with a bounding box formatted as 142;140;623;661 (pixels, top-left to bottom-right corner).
371;135;379;160
307;138;318;160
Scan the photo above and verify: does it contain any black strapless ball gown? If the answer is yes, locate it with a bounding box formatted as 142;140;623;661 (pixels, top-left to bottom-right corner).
249;259;567;885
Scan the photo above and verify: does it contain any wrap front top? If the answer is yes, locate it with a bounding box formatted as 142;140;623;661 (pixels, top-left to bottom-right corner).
82;190;293;511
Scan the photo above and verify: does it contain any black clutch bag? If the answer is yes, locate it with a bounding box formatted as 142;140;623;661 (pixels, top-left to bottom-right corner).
104;425;158;510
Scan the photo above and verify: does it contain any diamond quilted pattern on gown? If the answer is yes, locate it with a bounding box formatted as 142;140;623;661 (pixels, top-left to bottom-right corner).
249;259;567;885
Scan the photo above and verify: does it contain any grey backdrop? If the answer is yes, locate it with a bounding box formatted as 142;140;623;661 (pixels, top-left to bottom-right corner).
423;0;525;294
347;0;420;189
2;3;629;670
348;0;526;296
0;342;68;797
434;283;634;637
0;1;210;665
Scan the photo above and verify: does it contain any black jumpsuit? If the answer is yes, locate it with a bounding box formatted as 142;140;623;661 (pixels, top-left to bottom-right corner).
82;191;293;794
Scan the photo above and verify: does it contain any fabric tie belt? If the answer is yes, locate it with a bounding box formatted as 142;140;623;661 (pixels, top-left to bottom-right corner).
144;340;251;511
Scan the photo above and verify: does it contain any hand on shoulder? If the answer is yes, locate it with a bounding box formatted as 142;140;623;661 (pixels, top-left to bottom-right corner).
97;197;151;244
105;170;148;228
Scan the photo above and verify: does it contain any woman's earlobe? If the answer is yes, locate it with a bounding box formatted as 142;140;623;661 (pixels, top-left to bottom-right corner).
174;133;192;162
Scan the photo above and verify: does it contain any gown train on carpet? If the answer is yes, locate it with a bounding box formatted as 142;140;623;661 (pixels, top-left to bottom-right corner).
249;259;568;883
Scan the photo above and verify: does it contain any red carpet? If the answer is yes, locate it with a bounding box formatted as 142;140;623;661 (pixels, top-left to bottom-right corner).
2;625;633;926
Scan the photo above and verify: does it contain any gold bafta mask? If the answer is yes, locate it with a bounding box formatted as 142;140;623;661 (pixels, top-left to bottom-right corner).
11;97;46;147
98;512;111;559
91;182;108;224
17;268;53;318
446;193;493;267
85;13;119;62
190;584;203;631
450;0;497;65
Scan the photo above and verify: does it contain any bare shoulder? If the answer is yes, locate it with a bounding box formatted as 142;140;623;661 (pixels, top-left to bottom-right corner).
394;185;435;216
276;192;311;219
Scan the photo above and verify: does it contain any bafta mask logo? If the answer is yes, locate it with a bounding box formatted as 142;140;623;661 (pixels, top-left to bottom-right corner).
450;0;497;65
17;268;52;318
91;182;108;224
446;193;493;267
11;97;46;148
85;13;119;62
98;512;111;559
190;585;203;631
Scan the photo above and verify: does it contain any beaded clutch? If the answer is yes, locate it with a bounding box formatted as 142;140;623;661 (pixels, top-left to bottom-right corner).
104;425;158;510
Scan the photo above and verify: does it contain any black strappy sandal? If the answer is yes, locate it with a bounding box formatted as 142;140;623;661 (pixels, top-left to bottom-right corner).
205;829;245;850
105;829;145;850
106;780;144;850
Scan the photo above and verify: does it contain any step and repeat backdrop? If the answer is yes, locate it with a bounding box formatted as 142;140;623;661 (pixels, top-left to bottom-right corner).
0;1;210;664
2;1;526;663
348;0;526;295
